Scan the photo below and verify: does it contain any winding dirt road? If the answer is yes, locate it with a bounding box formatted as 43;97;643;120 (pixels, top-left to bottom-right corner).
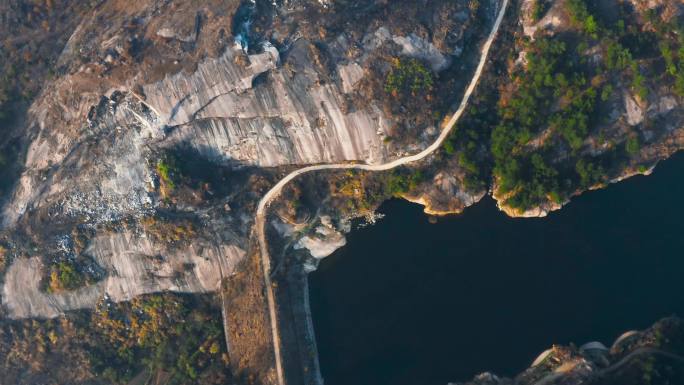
254;1;509;384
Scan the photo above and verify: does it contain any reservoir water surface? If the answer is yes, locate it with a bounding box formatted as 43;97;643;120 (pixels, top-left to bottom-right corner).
309;152;684;385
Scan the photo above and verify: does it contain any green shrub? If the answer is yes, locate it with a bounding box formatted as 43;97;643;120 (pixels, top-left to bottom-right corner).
91;294;225;383
676;74;684;97
605;41;632;70
443;139;456;155
384;58;434;97
576;158;605;188
601;85;613;101
386;170;424;196
48;261;84;292
531;0;546;22
566;0;599;37
631;62;648;100
626;136;640;155
156;159;177;189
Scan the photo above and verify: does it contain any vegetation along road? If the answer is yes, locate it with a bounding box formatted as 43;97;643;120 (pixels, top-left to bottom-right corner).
254;1;510;384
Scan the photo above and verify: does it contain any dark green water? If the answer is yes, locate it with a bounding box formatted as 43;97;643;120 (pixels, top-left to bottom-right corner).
309;152;684;385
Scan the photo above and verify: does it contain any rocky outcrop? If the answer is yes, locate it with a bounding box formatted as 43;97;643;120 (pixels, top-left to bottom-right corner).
6;3;464;230
2;232;244;319
2;1;684;384
294;215;348;260
2;36;390;228
1;0;480;321
2;92;161;227
520;0;567;38
452;317;684;385
405;171;487;216
161;41;391;167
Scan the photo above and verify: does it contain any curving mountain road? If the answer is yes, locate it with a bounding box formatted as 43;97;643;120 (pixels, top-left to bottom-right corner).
254;1;509;384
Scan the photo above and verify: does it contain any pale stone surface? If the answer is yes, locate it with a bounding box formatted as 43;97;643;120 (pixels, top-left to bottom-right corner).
0;0;486;323
1;39;394;228
392;33;451;71
2;233;245;319
162;42;391;167
405;171;487;216
294;216;347;259
657;96;678;114
142;46;280;128
338;62;365;94
2;94;161;226
521;0;565;38
625;93;644;126
362;27;451;72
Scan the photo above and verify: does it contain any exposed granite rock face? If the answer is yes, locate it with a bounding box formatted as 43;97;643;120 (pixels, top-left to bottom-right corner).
2;232;244;319
294;215;348;260
624;93;644;126
161;41;391;167
3;92;159;228
143;46;279;128
1;1;683;384
0;0;480;321
5;0;484;230
3;36;389;228
626;0;683;16
405;171;487;216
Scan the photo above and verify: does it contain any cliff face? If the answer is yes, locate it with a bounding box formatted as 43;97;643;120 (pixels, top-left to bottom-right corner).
3;32;382;228
0;0;483;320
159;41;391;167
